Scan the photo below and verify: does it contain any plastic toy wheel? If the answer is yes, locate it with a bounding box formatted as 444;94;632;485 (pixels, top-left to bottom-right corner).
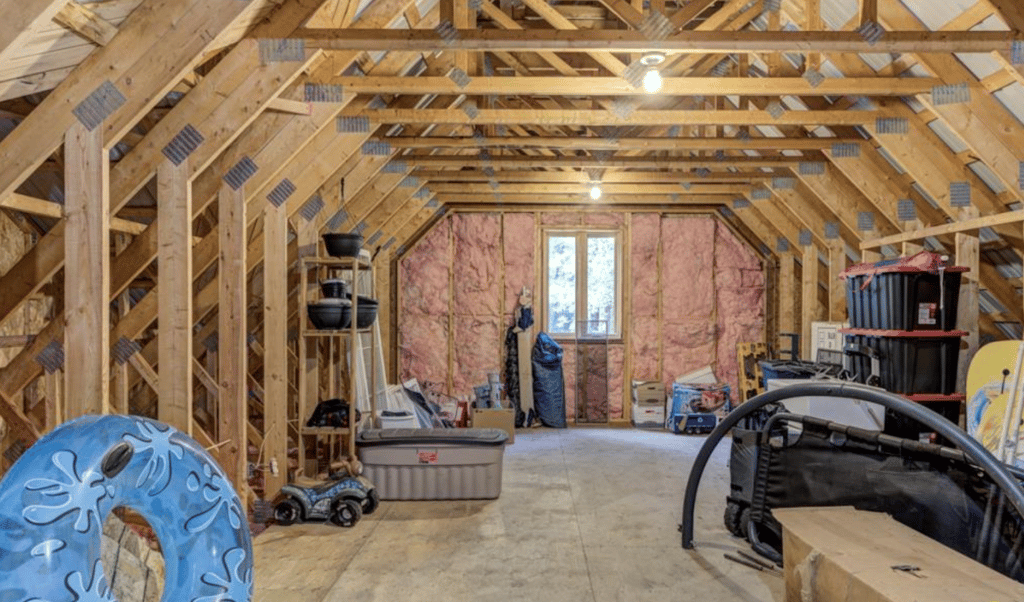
274;498;302;526
723;501;743;537
330;497;363;527
362;489;380;516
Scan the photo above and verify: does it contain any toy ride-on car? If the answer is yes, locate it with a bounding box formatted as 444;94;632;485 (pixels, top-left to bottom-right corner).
273;473;379;528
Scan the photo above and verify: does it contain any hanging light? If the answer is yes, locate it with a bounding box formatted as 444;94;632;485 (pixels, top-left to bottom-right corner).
642;69;663;94
640;51;666;94
589;185;602;201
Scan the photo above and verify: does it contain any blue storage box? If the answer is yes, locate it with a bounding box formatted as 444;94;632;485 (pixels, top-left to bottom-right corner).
670;383;731;419
671;413;718;435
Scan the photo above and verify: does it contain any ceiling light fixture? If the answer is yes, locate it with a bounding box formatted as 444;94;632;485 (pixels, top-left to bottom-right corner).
590;185;602;201
640;52;666;94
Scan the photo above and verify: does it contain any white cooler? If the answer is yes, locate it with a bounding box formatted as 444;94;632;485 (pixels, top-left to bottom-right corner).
631;402;666;429
357;428;509;500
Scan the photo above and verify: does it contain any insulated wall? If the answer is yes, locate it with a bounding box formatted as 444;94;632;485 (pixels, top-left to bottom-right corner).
398;211;765;422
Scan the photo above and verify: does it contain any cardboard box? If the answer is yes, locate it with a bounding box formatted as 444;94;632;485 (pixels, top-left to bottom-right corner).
631;402;665;429
632;381;666;406
774;507;1024;602
472;408;515;444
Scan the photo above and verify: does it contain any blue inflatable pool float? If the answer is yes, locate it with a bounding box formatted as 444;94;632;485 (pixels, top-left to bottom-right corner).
0;415;252;601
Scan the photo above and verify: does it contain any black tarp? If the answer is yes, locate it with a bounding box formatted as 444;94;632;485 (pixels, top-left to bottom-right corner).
532;332;566;428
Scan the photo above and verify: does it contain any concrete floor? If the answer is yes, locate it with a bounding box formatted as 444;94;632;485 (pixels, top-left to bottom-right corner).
254;428;782;602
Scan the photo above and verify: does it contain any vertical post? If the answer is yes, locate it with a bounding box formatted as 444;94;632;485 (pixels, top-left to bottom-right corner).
956;209;980;394
806;0;821;70
158;159;193;434
112;234;131;415
263;202;288;497
778;254;796;352
860;0;878;26
219;184;248;492
64;122;110;417
828;241;847;322
296;217;319;475
801;245;820;360
901;219;925;256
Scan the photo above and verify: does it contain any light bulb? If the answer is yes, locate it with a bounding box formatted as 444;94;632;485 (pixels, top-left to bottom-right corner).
642;68;662;94
590;185;602;201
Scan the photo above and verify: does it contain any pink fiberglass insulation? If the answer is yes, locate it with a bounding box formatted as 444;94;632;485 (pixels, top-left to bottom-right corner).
631;316;660;381
661;217;716;322
561;342;576;419
452;213;502;316
662;320;717;386
400;218;451;316
608;344;625;419
715;224;765;395
630;214;660;318
542;213;580;226
585;212;625;228
399;313;449;385
503;213;536;319
452;317;502;393
399;218;452;385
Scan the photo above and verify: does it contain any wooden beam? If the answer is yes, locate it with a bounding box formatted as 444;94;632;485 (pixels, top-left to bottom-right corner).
263;200;289;497
405;155;800;168
828;241;847;322
861;210;1024;249
426;183;751;195
387;136;861;151
0;0;259;208
436;193;734;205
64;122;109;417
218;183;248;490
355;108;885;126
956;212;980;393
54;1;119;46
267;98;313;115
297;28;1019;54
801;245;822;360
860;0;878;26
331;76;939;97
157;160;192;434
0;0;69;64
5;193;146;235
778;254;797;351
413;169;774;183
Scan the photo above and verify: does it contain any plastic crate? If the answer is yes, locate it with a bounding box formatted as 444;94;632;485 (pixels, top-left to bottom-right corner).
842;330;962;395
758;361;818;387
842;252;967;331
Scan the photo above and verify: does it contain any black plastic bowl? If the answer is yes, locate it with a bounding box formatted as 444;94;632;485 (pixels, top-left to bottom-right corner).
354;297;379;329
320;279;349;299
323;233;363;258
307;303;352;330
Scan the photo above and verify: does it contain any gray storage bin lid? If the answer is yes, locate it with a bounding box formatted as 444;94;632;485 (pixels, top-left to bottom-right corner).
358;428;509;447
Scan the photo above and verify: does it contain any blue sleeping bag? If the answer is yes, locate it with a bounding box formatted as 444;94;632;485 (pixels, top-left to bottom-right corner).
532;332;567;428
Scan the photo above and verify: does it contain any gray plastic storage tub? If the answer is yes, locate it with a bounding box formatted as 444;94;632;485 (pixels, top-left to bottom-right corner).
357;428;509;500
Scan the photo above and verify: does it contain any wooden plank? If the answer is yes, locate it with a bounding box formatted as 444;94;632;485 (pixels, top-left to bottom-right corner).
801;246;820;360
828;241;847;322
298;28;1018;54
408;156;798;168
219;183;248;490
861;210;1024;249
956;211;980;394
356;108;885;126
414;170;773;183
330;75;939;97
64;121;109;417
387;136;857;151
157;159;192;434
128;354;160;393
54;1;120;46
6;193;145;234
0;0;257;206
428;183;750;195
263;200;289;497
0;0;69;64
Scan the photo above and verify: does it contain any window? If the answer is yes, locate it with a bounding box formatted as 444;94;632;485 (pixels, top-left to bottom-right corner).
544;230;621;338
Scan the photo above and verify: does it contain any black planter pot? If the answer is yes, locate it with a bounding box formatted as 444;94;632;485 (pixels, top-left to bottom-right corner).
320;279;349;299
323;233;363;258
307;302;352;330
355;300;379;329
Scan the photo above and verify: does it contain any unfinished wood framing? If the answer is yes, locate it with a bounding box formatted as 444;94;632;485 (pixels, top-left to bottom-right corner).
218;183;249;493
64;122;110;417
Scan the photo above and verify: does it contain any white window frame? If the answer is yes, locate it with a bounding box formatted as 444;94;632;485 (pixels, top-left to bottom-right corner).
541;228;623;340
